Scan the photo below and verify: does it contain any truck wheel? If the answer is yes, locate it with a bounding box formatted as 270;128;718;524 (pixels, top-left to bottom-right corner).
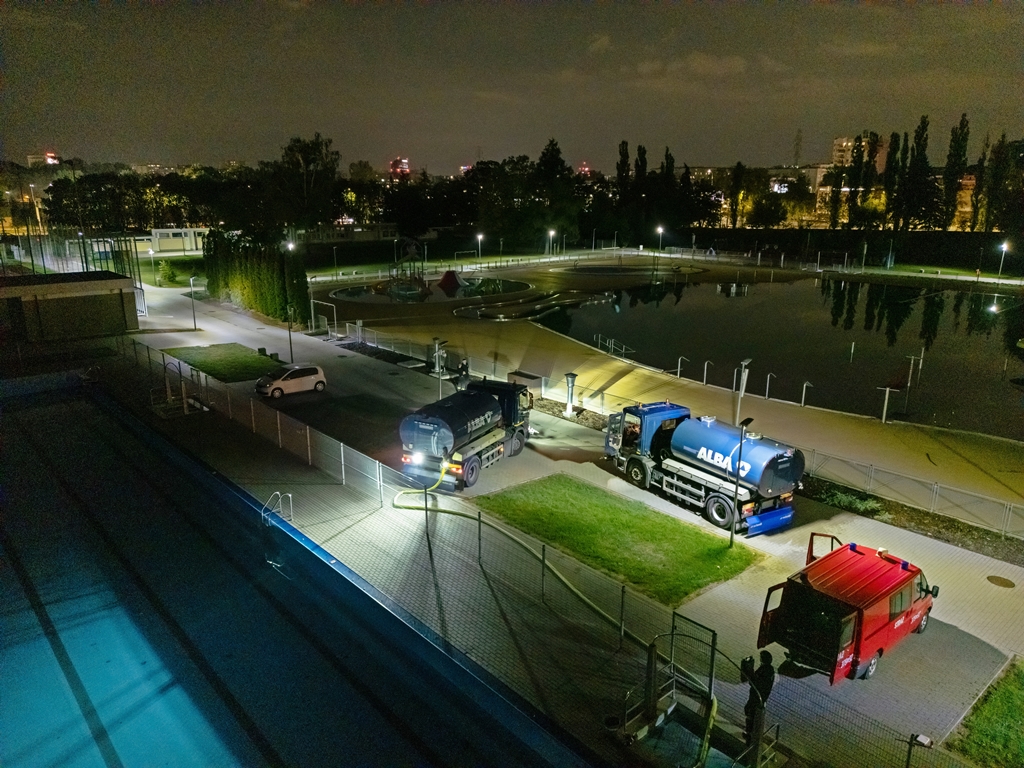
915;610;930;634
626;459;649;489
462;456;482;488
860;653;880;680
509;429;526;457
704;495;735;529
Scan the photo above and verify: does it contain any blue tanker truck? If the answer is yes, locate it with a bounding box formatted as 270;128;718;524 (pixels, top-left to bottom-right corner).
605;402;804;535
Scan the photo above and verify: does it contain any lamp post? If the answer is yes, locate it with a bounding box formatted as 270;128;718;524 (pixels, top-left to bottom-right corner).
592;229;596;251
657;226;664;253
287;305;294;362
998;242;1008;279
735;358;752;425
189;275;198;330
765;372;776;400
877;386;898;424
564;372;578;417
801;381;813;407
676;355;689;378
729;417;754;548
903;734;933;768
477;233;483;259
562;233;566;255
433;337;448;400
704;360;714;386
549;230;555;256
148;248;156;285
393;238;398;263
333;246;338;280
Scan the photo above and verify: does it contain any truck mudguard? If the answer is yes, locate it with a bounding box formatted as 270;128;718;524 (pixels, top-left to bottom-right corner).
400;390;504;458
670;415;805;497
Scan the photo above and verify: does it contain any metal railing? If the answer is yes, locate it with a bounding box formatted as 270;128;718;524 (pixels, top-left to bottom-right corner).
344;324;1024;541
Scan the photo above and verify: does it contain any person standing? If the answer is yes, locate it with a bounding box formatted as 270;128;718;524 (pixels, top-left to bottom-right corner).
742;650;776;744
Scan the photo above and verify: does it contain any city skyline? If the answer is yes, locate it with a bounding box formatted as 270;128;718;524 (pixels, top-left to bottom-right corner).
2;3;1022;174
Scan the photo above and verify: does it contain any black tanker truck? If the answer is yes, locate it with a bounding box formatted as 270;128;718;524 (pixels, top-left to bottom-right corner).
400;380;532;489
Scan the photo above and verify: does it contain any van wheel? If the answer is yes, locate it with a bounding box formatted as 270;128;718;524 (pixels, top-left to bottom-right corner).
314;381;326;392
915;610;930;634
462;456;481;488
271;388;284;399
626;459;649;489
704;495;735;529
860;653;880;680
509;429;526;457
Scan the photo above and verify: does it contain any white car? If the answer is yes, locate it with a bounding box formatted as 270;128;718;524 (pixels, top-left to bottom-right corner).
255;364;327;398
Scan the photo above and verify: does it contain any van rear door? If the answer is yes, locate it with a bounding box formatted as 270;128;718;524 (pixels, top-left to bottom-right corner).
830;612;858;683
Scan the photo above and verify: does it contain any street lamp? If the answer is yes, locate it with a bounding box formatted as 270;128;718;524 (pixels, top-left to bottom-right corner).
676;355;689;378
998;242;1008;278
765;372;776;400
333;246;338;280
729;417;754;548
801;381;813;407
735;358;752;425
704;360;714;386
657;226;664;253
189;275;198;330
287;305;295;362
433;337;448;400
549;230;555;256
477;233;483;259
148;248;156;285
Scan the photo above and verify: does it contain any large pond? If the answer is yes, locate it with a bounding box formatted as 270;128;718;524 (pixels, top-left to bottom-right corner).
537;276;1024;441
333;274;529;304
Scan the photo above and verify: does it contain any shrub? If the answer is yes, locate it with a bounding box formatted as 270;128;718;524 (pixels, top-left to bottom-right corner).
158;259;178;284
820;489;882;514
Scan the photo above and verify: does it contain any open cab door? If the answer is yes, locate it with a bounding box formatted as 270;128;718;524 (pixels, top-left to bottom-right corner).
757;582;786;648
605;411;624;457
807;532;844;565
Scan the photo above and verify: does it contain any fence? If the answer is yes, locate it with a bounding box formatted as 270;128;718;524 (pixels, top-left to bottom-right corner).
106;334;992;767
342;323;1024;541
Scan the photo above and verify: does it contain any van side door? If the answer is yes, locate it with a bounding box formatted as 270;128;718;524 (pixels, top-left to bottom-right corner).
887;581;915;645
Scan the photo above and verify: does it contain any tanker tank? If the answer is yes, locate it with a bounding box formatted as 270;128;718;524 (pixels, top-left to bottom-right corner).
399;390;503;458
669;415;805;498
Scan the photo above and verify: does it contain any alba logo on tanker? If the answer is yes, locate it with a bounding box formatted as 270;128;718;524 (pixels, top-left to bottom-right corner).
696;446;751;477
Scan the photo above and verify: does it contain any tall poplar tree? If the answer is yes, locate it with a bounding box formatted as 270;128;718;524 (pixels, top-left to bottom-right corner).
941;113;970;230
970;135;989;232
882;132;901;230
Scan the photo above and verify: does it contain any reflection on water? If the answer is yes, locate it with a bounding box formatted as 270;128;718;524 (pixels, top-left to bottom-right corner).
538;277;1024;441
333;272;529;303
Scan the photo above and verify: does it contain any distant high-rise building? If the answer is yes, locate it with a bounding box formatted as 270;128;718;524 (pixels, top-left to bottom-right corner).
389;157;411;179
27;152;60;167
831;137;854;166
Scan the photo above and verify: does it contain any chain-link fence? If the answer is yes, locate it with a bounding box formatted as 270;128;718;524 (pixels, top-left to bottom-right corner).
105;334;993;767
344;324;1024;542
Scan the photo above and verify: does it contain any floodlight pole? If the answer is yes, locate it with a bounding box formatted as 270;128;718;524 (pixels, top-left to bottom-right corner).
730;418;754;548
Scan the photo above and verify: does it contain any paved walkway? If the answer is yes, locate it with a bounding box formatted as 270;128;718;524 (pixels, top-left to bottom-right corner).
129;277;1024;765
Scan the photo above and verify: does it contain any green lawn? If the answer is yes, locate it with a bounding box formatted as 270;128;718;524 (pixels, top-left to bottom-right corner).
948;659;1024;767
161;343;282;382
474;474;757;606
141;255;206;287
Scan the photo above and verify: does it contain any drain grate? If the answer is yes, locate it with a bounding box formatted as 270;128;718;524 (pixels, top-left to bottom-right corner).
986;575;1016;588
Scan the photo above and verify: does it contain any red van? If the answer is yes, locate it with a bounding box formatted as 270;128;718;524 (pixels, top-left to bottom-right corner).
757;533;939;684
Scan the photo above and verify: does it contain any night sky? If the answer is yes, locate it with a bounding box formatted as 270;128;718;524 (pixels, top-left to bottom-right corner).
3;2;1021;174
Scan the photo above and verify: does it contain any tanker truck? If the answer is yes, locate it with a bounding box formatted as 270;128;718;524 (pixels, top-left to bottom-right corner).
605;402;804;536
400;380;532;490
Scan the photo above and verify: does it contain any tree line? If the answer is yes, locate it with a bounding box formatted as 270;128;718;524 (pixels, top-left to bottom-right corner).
4;115;1022;252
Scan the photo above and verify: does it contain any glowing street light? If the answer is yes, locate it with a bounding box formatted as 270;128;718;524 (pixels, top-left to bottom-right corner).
477;233;483;259
657;226;664;253
998;242;1009;279
549;229;555;256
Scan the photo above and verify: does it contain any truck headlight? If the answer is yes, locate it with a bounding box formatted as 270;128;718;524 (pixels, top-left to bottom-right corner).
411;452;424;465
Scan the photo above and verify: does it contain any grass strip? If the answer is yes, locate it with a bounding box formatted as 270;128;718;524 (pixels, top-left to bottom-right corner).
162;343;281;383
474;474;756;607
948;658;1024;767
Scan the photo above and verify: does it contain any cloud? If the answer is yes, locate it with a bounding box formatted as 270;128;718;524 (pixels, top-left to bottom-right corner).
1;7;85;31
669;52;747;77
588;34;612;54
820;40;903;58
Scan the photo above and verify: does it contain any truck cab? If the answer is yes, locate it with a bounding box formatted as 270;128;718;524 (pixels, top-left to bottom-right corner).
758;533;939;684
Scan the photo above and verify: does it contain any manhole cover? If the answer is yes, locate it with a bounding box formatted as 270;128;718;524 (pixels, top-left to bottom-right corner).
987;575;1016;588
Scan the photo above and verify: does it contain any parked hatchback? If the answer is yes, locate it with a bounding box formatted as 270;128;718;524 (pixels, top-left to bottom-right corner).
255;364;327;398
